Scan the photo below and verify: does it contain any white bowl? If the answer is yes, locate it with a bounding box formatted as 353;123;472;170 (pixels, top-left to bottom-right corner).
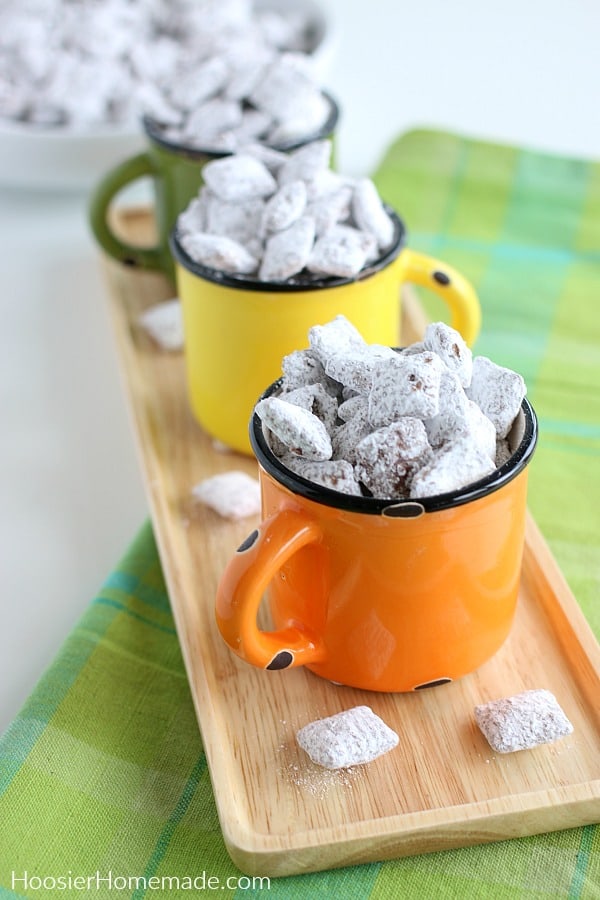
0;119;146;193
0;0;338;194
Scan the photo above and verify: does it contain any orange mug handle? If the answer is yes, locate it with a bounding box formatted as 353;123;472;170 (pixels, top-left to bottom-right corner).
398;248;482;346
216;508;325;671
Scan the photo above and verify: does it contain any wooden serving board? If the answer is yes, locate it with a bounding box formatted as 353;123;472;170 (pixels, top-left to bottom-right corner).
101;208;600;877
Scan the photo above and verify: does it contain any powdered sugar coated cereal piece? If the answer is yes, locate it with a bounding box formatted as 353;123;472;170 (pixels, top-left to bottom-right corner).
281;349;326;391
325;344;397;395
351;178;395;251
179;232;258;274
249;55;326;127
423;371;496;460
467;356;527;438
138;299;184;352
237;142;288;171
354;419;433;499
296;706;399;769
368;352;445;427
464;401;498;461
282;383;338;432
422;370;470;448
409;437;496;499
192;471;260;520
307;225;377;278
255;396;332;460
177;195;208;236
181;98;243;149
259;215;315;281
307;185;353;236
277;138;332;186
424;321;473;388
337;394;369;422
261;180;307;234
204;194;265;247
308;315;367;365
475;689;574;753
280;456;362;496
265;95;331;146
331;406;372;464
202;154;277;202
172;55;230;110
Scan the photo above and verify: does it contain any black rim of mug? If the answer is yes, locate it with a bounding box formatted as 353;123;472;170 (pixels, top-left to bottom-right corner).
142;90;341;160
250;382;538;515
168;206;406;292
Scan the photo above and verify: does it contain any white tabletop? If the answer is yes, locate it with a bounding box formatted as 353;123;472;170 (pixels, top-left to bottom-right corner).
1;0;598;732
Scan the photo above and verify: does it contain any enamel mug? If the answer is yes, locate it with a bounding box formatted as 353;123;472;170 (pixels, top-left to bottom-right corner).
89;95;340;281
171;209;482;454
216;388;537;692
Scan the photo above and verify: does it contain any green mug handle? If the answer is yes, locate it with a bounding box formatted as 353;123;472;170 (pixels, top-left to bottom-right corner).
89;152;164;271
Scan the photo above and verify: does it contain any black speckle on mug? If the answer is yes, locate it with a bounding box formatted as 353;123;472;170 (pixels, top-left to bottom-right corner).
266;650;294;670
413;677;453;690
433;270;451;286
237;529;259;553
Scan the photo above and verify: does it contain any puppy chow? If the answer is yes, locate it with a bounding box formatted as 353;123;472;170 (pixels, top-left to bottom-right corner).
248;54;329;133
138;299;184;352
255;396;332;461
424;372;496;460
467;356;527;438
179;232;258;274
352;178;395;251
277;139;332;187
202;154;277;202
177;196;208;237
194;106;272;150
281;350;327;391
176;141;397;284
280;457;362;496
331;407;372;465
259;216;316;282
258;316;528;503
192;471;260;520
408;437;496;499
337;395;369;422
475;689;574;753
0;0;325;135
237;142;288;172
325;345;397;395
307;225;377;279
308;315;367;365
296;706;399;769
368;352;445;427
171;55;230;111
261;181;307;234
265;101;331;146
424;322;473;387
354;419;433;499
307;185;354;236
204;195;265;247
282;383;339;433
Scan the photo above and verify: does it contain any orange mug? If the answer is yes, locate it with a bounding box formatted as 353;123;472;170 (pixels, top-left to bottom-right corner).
216;385;538;692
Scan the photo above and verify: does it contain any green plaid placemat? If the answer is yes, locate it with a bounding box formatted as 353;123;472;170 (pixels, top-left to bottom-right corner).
1;130;599;899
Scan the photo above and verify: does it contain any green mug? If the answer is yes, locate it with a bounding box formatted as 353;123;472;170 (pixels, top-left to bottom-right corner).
88;94;340;282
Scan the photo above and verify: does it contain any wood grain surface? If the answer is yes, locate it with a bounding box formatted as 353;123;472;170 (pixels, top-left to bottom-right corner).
99;208;600;876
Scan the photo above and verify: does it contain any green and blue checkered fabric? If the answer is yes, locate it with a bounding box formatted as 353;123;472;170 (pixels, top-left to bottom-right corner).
1;130;599;899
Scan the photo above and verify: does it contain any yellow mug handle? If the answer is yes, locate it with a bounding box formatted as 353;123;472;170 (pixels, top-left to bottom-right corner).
216;508;325;671
398;249;482;346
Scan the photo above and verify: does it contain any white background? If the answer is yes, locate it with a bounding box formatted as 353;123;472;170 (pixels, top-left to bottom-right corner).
1;0;599;732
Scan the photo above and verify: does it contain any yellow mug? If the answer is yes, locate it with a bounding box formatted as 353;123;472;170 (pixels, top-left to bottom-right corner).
170;209;481;454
